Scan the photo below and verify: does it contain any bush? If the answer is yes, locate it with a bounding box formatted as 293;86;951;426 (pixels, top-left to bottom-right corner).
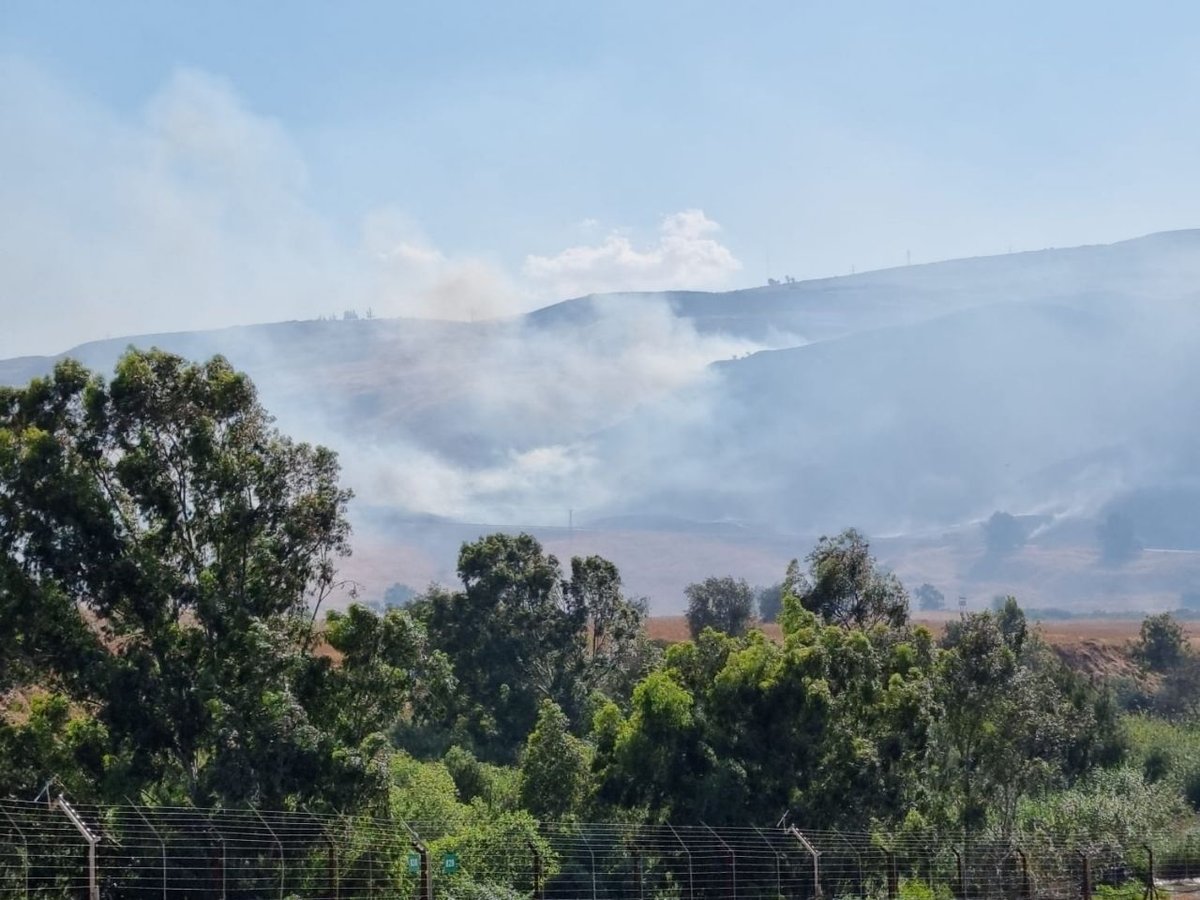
1143;746;1172;784
1184;768;1200;812
1134;613;1189;673
1017;767;1188;842
1094;884;1154;900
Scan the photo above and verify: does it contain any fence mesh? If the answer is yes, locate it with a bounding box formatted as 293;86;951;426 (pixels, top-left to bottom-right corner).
3;798;1200;899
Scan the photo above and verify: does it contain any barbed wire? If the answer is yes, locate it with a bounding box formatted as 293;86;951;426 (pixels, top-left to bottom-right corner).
3;798;1200;899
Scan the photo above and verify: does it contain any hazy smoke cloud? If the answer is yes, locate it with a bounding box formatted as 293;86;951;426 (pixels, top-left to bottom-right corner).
522;209;742;298
0;57;744;357
274;296;776;525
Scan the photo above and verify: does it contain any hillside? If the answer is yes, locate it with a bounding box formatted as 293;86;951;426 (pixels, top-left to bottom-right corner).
5;230;1200;611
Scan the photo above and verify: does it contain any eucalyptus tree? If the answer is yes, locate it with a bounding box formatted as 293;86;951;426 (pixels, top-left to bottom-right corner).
0;350;361;805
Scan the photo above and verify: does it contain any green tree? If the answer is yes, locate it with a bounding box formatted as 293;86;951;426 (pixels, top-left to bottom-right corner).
567;555;656;698
416;534;587;760
1134;613;1188;673
0;350;359;806
316;604;455;747
518;699;591;819
932;602;1110;832
796;528;909;629
684;576;755;638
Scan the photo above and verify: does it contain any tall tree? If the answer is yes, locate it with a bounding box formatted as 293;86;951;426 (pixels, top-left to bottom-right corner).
417;534;585;760
796;528;908;629
684;576;755;638
0;350;358;805
518;699;591;819
567;555;656;698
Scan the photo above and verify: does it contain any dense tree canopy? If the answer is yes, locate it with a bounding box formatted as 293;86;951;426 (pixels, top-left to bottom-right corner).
0;351;1173;851
0;351;357;805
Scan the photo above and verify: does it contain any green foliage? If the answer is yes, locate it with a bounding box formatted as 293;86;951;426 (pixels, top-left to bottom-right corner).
1018;767;1187;842
1143;746;1173;784
1134;613;1188;673
415;535;650;761
0;350;359;807
1094;884;1155;900
1123;715;1200;795
1183;768;1200;812
390;752;471;827
319;604;455;746
428;810;550;898
0;357;1184;840
569;555;657;698
518;700;591;819
899;877;951;900
683;576;755;638
0;691;112;799
932;602;1120;831
795;528;909;629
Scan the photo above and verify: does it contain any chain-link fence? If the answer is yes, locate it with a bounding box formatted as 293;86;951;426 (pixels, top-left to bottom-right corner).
2;798;1198;899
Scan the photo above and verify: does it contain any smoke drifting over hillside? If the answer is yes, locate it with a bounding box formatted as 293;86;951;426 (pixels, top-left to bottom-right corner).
0;57;743;358
9;57;1200;607
268;296;779;524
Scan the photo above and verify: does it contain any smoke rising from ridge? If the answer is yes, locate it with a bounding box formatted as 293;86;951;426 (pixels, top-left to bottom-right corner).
0;57;744;357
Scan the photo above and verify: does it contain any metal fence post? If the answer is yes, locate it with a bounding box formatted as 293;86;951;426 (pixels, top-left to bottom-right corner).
788;827;821;900
52;795;100;900
253;807;285;900
632;846;644;900
205;819;227;900
129;800;167;900
705;823;736;900
884;849;898;900
402;822;432;900
951;847;964;900
668;824;694;900
1144;845;1156;900
580;828;598;900
1079;851;1091;900
752;824;785;899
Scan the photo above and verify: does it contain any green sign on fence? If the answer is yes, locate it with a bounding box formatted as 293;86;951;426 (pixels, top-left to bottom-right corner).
442;852;459;875
407;852;421;874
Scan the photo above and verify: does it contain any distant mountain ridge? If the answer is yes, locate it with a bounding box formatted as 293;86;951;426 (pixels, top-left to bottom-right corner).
6;230;1200;610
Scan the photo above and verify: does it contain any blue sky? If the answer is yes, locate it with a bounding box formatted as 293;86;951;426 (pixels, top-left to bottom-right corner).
3;1;1200;355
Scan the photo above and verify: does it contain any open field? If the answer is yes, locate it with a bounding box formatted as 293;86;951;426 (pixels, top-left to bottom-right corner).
343;516;1200;617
